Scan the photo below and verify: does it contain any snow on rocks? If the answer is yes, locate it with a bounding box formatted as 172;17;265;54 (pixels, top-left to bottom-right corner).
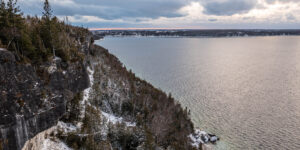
210;135;219;143
82;67;94;105
48;63;57;74
189;130;206;148
57;121;77;134
53;56;61;61
101;111;136;127
34;82;39;89
189;129;219;148
41;139;72;150
79;66;94;120
22;124;73;150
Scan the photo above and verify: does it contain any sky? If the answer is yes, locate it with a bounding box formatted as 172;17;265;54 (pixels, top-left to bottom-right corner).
18;0;300;29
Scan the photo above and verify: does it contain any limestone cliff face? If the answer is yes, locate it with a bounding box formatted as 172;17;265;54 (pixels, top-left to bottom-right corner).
0;33;202;150
0;48;89;150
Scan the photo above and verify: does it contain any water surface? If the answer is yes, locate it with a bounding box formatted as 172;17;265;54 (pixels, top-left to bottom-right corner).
96;36;300;149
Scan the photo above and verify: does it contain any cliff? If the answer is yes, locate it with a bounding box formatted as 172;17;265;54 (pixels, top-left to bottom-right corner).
0;1;219;149
21;42;196;149
0;46;90;150
0;31;218;149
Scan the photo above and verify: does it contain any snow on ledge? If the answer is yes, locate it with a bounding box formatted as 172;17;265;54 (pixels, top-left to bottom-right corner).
79;66;94;120
22;124;73;150
101;111;136;127
57;121;77;133
41;139;72;150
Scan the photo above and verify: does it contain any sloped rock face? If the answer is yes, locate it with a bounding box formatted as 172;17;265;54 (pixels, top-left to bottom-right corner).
0;37;200;149
0;49;89;150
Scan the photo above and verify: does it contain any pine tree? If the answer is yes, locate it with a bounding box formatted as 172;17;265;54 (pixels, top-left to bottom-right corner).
0;0;23;51
0;0;7;30
42;0;55;56
43;0;52;20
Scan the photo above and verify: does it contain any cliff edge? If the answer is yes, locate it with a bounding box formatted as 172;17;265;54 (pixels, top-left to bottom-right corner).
0;32;217;150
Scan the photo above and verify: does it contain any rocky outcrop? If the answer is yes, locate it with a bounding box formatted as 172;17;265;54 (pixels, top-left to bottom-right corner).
0;49;89;150
21;43;198;150
1;32;215;149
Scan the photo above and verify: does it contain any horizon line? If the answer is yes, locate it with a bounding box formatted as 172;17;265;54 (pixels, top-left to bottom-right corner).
89;27;194;31
89;27;300;31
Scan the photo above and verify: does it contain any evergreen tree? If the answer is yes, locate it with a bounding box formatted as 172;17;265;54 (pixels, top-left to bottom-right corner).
42;0;55;56
0;0;23;51
0;0;7;30
43;0;52;20
0;0;85;63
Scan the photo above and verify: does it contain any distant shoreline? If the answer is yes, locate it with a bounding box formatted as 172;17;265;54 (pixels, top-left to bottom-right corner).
101;34;300;38
92;29;300;38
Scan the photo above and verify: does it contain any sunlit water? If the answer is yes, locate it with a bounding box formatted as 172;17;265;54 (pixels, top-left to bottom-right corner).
96;36;300;150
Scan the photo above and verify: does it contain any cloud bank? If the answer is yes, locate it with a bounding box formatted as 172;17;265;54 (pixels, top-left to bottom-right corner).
18;0;300;28
202;0;258;16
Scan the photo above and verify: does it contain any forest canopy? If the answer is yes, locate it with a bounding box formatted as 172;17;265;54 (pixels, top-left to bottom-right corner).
0;0;89;64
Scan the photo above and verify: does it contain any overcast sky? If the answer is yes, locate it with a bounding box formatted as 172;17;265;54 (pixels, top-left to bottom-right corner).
19;0;300;29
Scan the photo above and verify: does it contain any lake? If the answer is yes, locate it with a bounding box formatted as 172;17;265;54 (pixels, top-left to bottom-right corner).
96;36;300;150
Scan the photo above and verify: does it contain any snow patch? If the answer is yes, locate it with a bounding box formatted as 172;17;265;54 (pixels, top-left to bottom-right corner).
34;82;39;89
22;125;72;150
101;111;136;127
189;129;219;148
53;56;61;61
189;129;207;148
48;63;57;74
41;139;72;150
79;66;94;119
57;121;77;133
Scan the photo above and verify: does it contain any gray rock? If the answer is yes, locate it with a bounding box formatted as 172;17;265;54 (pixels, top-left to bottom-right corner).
0;50;89;150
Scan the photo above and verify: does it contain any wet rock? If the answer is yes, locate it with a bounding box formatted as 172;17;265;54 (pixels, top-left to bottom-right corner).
201;134;210;143
208;134;219;143
190;129;219;148
210;135;219;143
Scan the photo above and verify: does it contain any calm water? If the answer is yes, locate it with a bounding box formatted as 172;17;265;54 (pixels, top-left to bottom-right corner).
96;36;300;150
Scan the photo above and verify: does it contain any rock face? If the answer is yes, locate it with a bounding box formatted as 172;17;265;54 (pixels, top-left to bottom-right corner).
0;33;208;149
22;44;198;150
0;49;89;150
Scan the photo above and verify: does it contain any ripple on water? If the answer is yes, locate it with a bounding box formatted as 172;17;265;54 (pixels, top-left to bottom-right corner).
98;36;300;150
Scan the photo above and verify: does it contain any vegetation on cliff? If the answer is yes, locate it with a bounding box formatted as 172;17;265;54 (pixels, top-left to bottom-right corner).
0;0;89;64
1;0;200;149
56;45;196;149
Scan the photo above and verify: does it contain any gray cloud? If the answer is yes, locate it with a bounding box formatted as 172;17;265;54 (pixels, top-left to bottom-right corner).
17;0;300;28
19;0;190;20
202;0;258;16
